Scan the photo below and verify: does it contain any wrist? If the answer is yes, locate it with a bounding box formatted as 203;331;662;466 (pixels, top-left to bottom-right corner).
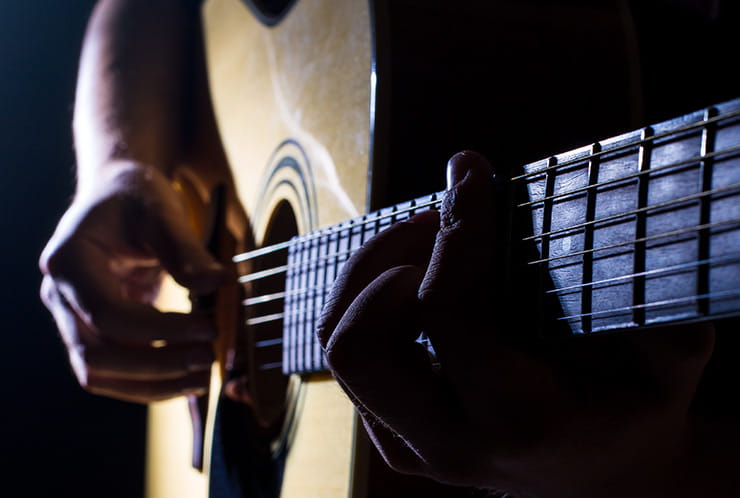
74;159;171;202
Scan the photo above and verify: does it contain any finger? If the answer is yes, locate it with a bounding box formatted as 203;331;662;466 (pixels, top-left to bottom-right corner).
325;266;457;453
78;342;213;381
418;151;497;348
41;275;88;349
47;239;216;345
45;277;213;401
83;370;211;404
43;276;216;382
316;212;439;349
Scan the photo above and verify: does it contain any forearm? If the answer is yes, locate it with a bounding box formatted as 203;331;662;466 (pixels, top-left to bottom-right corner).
73;0;198;189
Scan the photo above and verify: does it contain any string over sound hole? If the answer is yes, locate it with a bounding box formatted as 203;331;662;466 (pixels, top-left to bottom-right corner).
244;200;297;428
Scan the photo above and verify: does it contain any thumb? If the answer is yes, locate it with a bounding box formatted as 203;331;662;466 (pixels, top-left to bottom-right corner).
142;204;232;295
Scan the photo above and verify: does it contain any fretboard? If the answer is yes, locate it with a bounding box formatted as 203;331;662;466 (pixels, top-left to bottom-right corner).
280;193;443;374
237;98;740;376
521;99;740;334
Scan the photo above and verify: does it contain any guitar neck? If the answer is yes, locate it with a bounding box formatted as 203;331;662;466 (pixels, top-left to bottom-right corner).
522;98;740;335
237;98;740;376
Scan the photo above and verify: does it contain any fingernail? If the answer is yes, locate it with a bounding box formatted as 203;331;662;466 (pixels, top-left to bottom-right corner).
446;150;489;190
446;151;472;189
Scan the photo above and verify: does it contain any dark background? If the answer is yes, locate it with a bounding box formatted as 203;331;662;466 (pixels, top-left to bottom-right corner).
0;2;146;497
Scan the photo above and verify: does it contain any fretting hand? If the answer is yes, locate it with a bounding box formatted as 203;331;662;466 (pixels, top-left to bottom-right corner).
317;151;717;497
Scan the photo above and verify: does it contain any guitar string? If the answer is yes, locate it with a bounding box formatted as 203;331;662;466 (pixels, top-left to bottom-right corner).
253;287;740;372
528;216;740;266
510;107;740;182
516;144;740;209
242;253;740;331
556;288;740;323
253;268;740;371
233;194;441;263
238;245;356;284
545;253;740;295
231;203;740;283
243;284;329;306
523;181;740;242
230;140;740;266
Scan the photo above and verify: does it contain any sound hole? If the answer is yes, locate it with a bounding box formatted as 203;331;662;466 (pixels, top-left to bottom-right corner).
241;0;296;25
247;200;297;428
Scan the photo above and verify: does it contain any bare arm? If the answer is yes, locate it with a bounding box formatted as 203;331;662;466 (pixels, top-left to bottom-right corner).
74;0;193;183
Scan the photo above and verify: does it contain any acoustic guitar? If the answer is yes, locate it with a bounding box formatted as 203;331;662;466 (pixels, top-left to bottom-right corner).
146;0;739;496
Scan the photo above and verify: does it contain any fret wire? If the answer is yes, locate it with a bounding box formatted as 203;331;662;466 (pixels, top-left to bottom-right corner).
697;108;717;316
632;127;652;326
314;230;329;370
511;108;740;182
581;143;600;333
296;237;308;373
517;143;740;209
284;241;298;374
528;217;740;266
557;288;740;323
523;181;740;243
538;157;557;334
231;195;443;263
305;231;319;371
319;230;331;370
328;218;343;369
547;254;740;295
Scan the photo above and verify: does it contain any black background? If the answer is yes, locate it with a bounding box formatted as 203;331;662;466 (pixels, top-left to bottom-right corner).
1;2;145;497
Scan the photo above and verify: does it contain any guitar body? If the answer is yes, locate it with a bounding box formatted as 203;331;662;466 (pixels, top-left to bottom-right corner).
146;1;738;497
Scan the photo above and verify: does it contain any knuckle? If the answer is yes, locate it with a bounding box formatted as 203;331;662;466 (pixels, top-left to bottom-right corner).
39;277;55;307
39;241;68;277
